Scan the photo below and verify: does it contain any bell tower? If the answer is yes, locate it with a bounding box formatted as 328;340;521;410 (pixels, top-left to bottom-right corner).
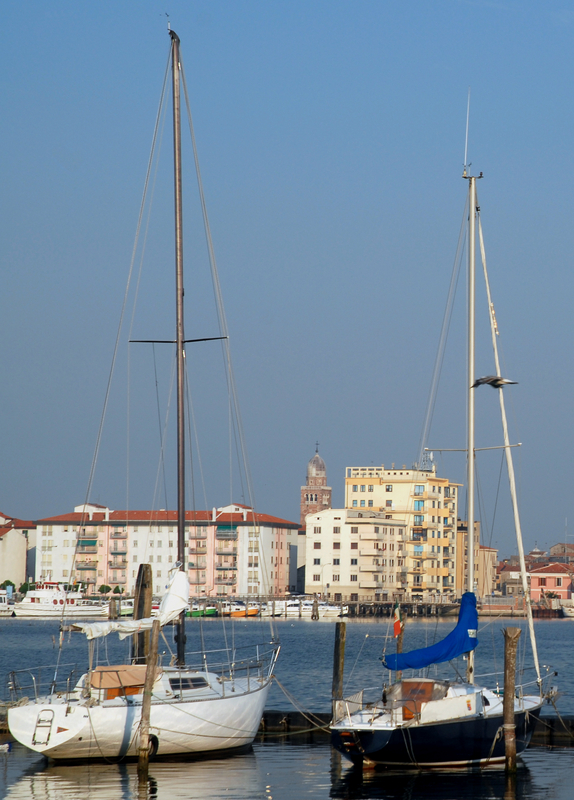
300;443;332;526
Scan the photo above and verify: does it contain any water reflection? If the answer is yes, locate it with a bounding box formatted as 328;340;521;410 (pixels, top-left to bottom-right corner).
329;749;532;800
3;740;574;800
4;750;264;800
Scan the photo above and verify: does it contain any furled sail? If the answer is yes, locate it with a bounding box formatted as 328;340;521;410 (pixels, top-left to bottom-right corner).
73;570;189;640
383;592;478;671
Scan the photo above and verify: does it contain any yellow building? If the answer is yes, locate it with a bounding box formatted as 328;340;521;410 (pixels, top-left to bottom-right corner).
344;465;460;599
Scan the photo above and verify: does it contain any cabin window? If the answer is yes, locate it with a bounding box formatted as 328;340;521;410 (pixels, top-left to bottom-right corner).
169;676;209;692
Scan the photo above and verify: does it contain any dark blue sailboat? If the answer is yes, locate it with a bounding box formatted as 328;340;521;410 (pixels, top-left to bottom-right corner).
331;172;546;769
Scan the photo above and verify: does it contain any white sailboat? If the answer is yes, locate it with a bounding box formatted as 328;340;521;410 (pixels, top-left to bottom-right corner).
8;29;279;761
330;170;549;768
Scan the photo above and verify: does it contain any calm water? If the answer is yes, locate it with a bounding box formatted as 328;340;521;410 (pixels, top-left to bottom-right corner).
1;615;573;799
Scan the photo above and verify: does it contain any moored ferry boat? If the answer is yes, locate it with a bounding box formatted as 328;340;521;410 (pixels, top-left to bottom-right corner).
12;582;108;618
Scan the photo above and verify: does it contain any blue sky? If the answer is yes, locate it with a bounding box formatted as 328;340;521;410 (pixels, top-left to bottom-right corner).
1;1;573;558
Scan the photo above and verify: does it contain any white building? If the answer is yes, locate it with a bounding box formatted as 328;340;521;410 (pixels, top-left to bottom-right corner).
0;512;35;588
304;508;407;601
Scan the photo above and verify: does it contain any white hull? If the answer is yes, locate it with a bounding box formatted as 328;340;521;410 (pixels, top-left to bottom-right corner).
562;605;574;617
8;670;272;760
12;604;109;618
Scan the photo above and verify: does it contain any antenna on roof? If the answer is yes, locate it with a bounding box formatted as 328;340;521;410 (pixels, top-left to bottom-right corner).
462;87;471;177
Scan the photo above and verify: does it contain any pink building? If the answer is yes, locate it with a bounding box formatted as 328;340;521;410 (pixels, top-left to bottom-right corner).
528;563;574;601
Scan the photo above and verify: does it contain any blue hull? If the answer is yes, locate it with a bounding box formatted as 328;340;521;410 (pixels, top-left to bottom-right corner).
332;707;542;768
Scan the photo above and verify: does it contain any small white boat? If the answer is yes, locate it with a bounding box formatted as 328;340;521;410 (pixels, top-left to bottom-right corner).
262;599;347;618
12;582;108;618
0;589;13;616
561;604;574;618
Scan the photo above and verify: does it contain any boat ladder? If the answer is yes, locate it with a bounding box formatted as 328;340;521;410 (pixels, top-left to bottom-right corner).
32;709;55;745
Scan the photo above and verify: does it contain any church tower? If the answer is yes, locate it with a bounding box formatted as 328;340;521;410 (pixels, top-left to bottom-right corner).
300;444;332;526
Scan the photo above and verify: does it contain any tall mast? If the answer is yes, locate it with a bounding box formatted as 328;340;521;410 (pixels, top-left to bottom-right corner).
466;173;476;684
170;28;186;667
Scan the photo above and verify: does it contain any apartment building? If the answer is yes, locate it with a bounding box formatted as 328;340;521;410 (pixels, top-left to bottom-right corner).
35;503;299;596
304;508;407;601
344;465;459;599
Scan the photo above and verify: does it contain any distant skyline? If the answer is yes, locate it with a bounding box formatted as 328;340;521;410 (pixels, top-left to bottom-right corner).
2;2;574;560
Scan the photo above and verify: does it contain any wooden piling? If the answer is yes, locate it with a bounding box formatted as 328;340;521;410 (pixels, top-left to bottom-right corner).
137;618;160;781
132;564;153;664
503;626;521;773
312;597;319;620
331;621;346;716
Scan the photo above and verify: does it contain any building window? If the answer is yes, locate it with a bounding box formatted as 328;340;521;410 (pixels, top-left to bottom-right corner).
368;500;373;507
333;542;341;550
414;500;424;511
360;500;365;507
386;485;392;492
350;593;358;601
314;542;321;550
360;485;365;492
386;500;392;508
313;574;321;581
352;500;358;507
133;540;138;547
539;577;547;586
414;485;424;496
350;558;358;565
352;485;358;492
350;575;358;582
333;527;340;534
314;527;321;534
332;574;340;581
313;558;321;565
333;558;340;565
351;542;358;550
368;485;374;492
557;577;563;587
414;515;424;525
351;527;359;534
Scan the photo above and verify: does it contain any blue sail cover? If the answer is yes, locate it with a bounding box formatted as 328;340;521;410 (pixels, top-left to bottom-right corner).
383;592;478;671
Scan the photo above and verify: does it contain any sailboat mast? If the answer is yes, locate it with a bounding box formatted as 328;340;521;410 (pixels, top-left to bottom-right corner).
170;29;186;667
466;174;476;684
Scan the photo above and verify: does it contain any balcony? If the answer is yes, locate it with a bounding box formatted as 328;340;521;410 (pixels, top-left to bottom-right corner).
216;562;237;570
189;546;207;555
215;546;237;555
110;546;127;555
359;580;383;589
109;558;128;568
77;546;98;555
110;531;127;539
189;576;206;585
189;531;207;540
215;577;237;586
359;565;380;573
76;560;97;570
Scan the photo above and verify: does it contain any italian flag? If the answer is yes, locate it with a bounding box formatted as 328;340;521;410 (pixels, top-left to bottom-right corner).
393;602;402;638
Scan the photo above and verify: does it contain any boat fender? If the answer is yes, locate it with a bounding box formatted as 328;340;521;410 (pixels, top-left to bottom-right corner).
148;734;159;759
